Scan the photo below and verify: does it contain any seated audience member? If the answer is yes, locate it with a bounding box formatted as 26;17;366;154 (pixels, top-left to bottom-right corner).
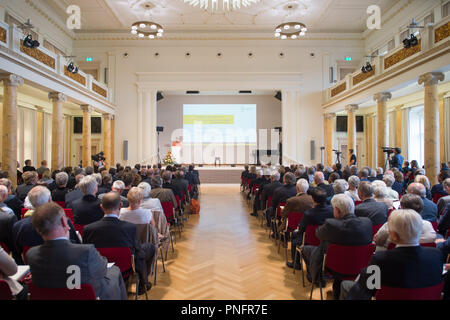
247;169;264;200
0;186;20;262
349;165;358;177
51;172;69;202
301;194;372;299
355;181;388;225
38;169;54;189
241;165;249;186
0;245;27;299
16;171;38;202
266;172;297;229
121;173;134;198
36;160;48;177
260;171;282;211
435;237;450;300
372;180;394;210
374;194;436;249
332;163;343;179
142;169;153;185
437;178;450;217
358;168;370;182
27;202;127;299
407;183;438;222
279;179;313;233
287;188;333;269
172;170;190;202
150;175;178;211
438;202;450;237
345;176;360;202
250;169;271;217
392;170;405;196
332;179;348;196
137;182;163;214
72;175;104;225
99;180;129;207
22;159;36;173
308;172;334;201
382;174;399;201
0;178;23;221
415;175;433;200
12;186;80;263
368;170;377;182
0;185;14;216
328;172;340;185
65;172;86;208
162;170;183;199
83;192;156;295
323;167;332;182
341;209;444;300
97;174;112;195
376;167;384;181
119;187;156;228
431;171;449;200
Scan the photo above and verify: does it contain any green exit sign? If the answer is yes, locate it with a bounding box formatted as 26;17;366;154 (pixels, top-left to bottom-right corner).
85;57;93;62
345;56;352;61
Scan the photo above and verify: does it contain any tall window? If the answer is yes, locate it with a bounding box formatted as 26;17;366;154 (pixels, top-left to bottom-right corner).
408;105;424;166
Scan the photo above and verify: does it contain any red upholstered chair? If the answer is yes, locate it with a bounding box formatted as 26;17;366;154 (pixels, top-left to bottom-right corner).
375;282;444;300
63;208;74;224
161;201;180;243
0;280;13;300
431;222;438;232
55;201;66;208
279;212;304;258
310;243;375;300
354;201;363;206
261;196;274;228
73;223;84;236
20;208;29;219
372;224;383;237
96;247;146;300
270;202;286;241
22;246;32;264
28;282;97;300
293;225;322;287
432;193;446;204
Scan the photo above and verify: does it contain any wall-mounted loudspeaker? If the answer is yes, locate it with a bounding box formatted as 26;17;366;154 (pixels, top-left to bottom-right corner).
156;126;164;132
123;140;128;161
274;91;282;101
310;140;315;160
157;91;164;101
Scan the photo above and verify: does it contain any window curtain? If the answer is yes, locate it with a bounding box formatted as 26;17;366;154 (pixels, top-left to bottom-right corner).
408;105;425;167
17;107;37;167
43;113;52;166
372;115;377;167
445;96;450;162
389;111;395;147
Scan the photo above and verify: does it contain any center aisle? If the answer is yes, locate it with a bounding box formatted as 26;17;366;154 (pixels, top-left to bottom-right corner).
147;184;324;300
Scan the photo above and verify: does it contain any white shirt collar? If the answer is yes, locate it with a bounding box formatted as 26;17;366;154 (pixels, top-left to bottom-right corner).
395;243;420;248
104;213;119;218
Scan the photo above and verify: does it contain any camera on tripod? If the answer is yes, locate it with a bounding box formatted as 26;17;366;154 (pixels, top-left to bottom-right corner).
381;147;394;154
332;149;342;154
92;151;105;162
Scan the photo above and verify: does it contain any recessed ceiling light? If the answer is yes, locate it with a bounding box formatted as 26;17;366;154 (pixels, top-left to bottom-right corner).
139;33;144;38
291;35;297;39
275;32;280;37
139;23;146;28
283;25;290;30
151;24;157;29
281;35;287;39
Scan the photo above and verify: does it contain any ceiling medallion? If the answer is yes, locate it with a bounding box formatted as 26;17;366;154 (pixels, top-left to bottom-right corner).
274;22;307;40
182;0;260;12
131;21;164;39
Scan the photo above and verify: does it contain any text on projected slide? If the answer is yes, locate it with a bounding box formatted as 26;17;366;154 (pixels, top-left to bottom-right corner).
183;104;257;144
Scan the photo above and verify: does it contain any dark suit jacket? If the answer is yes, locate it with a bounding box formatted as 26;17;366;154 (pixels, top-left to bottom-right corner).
51;187;69;202
261;181;282;208
354;198;388;225
82;216;142;257
27;239;119;299
271;184;297;209
421;197;438;222
281;193;313;220
4;195;23;221
348;246;444;299
65;188;83;208
0;211;20;262
72;194;104;225
392;181;404;195
297;203;334;237
310;183;334;199
12;216;80;261
438;203;450;237
16;184;35;202
162;182;182;199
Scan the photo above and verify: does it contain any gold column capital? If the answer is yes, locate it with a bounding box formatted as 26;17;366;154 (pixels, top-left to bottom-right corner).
80;104;94;113
102;113;114;120
418;72;444;86
324;112;336;119
345;104;359;112
35;106;45;112
394;105;403;112
48;92;67;102
0;73;24;87
373;92;392;102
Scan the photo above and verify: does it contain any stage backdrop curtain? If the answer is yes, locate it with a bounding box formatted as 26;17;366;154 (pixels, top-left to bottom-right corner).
17;106;37;167
445;96;450;162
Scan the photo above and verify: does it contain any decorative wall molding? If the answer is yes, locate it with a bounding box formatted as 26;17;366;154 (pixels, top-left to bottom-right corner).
331;82;346;97
435;21;449;44
384;39;421;70
20;39;56;69
0;27;6;44
64;66;87;86
92;82;107;97
353;66;375;86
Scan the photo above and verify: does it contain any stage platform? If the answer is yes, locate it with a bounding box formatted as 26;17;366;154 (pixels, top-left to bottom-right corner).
197;166;244;184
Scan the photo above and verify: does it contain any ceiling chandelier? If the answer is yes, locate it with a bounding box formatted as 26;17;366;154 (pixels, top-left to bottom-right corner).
274;22;307;39
131;21;164;39
182;0;261;12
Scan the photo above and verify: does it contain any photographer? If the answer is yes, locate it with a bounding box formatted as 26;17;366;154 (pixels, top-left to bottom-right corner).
389;147;404;170
92;152;106;173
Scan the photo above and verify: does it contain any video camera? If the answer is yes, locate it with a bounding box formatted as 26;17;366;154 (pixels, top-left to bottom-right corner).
382;147;394;154
92;151;105;162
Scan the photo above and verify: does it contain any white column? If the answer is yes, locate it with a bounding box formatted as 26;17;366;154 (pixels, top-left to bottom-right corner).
142;89;158;164
281;89;300;165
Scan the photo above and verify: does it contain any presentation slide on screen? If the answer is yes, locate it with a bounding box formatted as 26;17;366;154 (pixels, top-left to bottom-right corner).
183;104;257;144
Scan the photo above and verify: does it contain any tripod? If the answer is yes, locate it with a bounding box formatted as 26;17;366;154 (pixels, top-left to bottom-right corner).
383;152;391;172
334;152;342;165
157;131;161;164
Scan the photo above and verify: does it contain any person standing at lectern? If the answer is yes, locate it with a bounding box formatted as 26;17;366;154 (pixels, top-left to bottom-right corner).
349;149;357;166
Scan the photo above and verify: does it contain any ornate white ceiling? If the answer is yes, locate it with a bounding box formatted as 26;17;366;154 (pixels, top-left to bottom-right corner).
48;0;397;34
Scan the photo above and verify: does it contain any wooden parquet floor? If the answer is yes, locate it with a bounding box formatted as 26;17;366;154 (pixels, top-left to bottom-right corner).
138;184;333;300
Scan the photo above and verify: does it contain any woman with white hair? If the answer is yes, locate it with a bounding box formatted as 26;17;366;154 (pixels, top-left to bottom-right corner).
345;176;360;202
119;187;155;227
414;175;432;200
382;174;399;201
332;179;349;196
373;183;394;210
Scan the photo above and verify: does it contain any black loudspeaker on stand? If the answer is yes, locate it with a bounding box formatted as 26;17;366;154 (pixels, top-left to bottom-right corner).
156;126;164;164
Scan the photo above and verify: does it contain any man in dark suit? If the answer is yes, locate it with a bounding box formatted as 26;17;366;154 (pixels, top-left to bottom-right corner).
309;172;334;201
12;186;80;263
0;178;23;221
82;192;156;295
266;172;297;230
436;237;450;299
162;170;182;199
407;183;438;222
172;170;190;203
65;173;86;207
279;178;313;233
332;163;343;179
341;209;444;300
16;171;38;202
260;171;282;211
22;159;36;173
355;181;388;225
287;188;333;269
302;193;372;299
27;202;127;300
71;175;104;225
250;169;270;217
0;205;20;263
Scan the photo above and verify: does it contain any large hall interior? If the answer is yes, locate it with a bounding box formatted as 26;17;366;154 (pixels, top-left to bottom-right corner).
0;0;450;302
